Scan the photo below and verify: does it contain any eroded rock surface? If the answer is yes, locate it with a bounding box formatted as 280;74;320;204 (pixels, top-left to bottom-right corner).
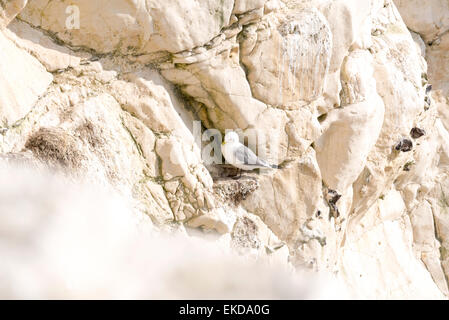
1;0;449;299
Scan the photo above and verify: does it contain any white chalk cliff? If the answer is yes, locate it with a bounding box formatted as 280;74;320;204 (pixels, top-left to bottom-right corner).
1;0;449;299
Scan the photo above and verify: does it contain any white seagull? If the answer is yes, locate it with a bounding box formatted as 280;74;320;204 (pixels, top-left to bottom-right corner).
221;131;278;171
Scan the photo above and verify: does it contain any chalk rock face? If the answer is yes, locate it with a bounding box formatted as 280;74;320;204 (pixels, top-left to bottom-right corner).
0;0;27;29
394;0;449;43
0;1;51;127
351;2;427;216
394;0;449;107
20;0;234;54
2;0;449;299
394;0;449;297
242;149;339;270
233;0;266;14
315;50;385;194
162;46;267;131
318;0;383;108
240;8;332;106
6;20;82;72
0;30;52;126
341;188;444;299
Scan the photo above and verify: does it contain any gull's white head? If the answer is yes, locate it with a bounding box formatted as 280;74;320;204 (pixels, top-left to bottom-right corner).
223;131;239;145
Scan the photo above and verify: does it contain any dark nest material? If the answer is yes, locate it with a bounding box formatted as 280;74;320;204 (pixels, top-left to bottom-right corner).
326;189;341;218
213;177;259;206
410;127;426;139
24;127;85;169
395;138;413;152
76;120;105;149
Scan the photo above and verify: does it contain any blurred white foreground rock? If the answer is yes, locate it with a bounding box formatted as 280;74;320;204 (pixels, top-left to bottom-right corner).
0;164;345;299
